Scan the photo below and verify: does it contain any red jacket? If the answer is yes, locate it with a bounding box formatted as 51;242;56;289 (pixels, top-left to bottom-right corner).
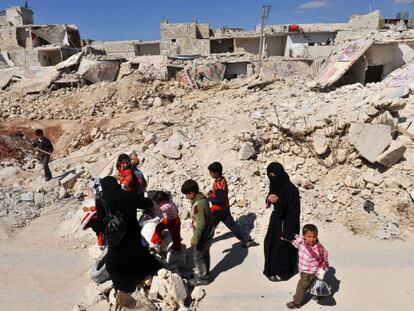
208;176;230;211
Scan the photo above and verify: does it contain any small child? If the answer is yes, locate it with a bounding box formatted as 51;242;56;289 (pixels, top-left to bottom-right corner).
181;179;215;286
151;191;182;252
286;224;329;309
32;129;54;181
128;150;148;194
116;154;137;192
207;162;258;248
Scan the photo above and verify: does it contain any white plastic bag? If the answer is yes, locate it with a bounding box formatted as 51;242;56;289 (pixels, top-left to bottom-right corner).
310;279;331;297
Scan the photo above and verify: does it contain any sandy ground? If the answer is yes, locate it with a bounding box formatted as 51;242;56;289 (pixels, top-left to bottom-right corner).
1;205;413;311
199;223;414;311
0;205;89;311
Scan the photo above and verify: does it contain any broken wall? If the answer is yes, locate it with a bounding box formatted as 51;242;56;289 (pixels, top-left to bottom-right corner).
5;6;33;26
136;43;160;56
7;48;40;66
304;45;334;59
285;32;335;57
266;36;286;56
235;37;260;54
261;59;313;79
160;22;210;55
91;40;137;59
225;62;248;79
0;26;19;50
365;43;414;79
210;39;234;54
38;49;62;66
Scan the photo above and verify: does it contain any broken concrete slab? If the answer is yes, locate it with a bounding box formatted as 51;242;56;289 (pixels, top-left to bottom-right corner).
60;172;79;189
348;123;392;163
238;142;256;160
10;67;61;94
315;39;374;89
159;143;182;159
376;141;407;168
78;58;120;83
56;51;83;71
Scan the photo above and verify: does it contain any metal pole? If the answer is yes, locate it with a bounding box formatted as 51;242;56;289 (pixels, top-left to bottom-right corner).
258;5;271;74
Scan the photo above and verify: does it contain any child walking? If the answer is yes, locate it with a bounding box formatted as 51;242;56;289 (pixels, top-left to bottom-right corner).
151;191;182;252
181;179;215;286
207;162;258;248
116;154;138;193
286;224;329;309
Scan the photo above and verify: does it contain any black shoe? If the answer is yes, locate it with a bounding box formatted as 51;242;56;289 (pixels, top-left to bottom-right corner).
242;239;260;248
189;278;209;287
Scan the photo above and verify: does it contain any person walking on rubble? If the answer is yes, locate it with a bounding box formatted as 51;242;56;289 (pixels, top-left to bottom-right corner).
181;179;215;286
90;176;161;309
207;162;258;248
32;129;53;181
263;162;300;282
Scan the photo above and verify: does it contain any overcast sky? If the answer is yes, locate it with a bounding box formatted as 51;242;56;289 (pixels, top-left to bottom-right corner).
1;0;413;40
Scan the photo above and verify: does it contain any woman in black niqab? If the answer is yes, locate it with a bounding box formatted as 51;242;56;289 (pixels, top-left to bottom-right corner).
91;176;160;293
263;162;300;281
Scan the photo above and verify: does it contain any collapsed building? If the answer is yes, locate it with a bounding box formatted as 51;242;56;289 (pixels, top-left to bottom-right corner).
0;5;81;67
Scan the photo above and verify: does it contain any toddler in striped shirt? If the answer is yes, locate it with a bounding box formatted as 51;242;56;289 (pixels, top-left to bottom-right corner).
286;224;329;309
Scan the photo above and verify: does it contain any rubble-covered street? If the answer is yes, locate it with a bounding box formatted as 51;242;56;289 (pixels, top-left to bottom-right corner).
1;2;414;311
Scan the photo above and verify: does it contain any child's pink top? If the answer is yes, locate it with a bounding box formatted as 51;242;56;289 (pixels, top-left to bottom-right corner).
159;201;179;220
292;235;329;275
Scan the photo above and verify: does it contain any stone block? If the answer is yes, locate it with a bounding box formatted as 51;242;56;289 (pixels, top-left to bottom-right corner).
376;141;407;168
238;142;256;160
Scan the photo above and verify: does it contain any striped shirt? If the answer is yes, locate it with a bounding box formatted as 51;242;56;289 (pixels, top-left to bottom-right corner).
210;176;230;211
159;201;179;220
292;235;329;275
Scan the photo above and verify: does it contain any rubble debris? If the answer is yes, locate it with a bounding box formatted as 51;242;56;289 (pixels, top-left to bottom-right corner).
348;123;392;163
376;141;407;168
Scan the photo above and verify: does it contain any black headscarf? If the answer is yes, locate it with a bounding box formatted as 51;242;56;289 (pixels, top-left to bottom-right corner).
267;162;290;195
101;176;121;192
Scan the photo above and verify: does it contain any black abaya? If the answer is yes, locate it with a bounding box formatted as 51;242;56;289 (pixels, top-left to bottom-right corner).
263;163;300;279
91;176;160;293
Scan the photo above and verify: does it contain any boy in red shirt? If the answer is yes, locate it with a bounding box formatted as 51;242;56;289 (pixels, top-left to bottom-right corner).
207;162;258;248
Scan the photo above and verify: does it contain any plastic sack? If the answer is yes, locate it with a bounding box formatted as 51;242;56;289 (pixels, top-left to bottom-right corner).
310;279;331;297
141;219;159;247
89;246;110;284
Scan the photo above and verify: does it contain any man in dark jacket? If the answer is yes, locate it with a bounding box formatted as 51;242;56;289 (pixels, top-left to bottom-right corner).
32;129;53;181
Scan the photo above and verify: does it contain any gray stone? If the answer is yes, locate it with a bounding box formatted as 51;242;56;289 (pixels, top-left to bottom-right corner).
168;273;187;302
144;132;157;145
312;130;329;155
20;192;34;202
238;142;256;160
365;106;378;117
34;192;45;205
348;123;392;163
149;275;167;299
376;141;407;168
60;173;78;189
362;172;382;186
159;143;182;159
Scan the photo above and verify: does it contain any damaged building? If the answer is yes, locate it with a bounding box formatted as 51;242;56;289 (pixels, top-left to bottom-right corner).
0;5;81;67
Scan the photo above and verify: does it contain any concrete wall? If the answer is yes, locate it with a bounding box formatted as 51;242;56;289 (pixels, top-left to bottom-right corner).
211;38;234;54
304;45;334;59
38;49;62;66
196;24;210;39
6;7;33;26
7;48;40;66
0;26;19;50
235;37;260;54
365;44;414;79
0;13;7;26
91;40;137;58
136;43;160;56
285;32;335;57
266;36;285;56
160;22;210;55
